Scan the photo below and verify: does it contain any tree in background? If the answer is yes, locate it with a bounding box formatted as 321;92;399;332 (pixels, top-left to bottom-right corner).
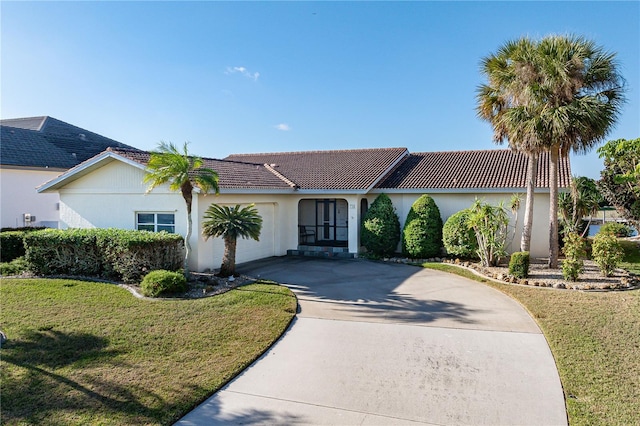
559;176;602;237
402;194;443;259
598;138;640;229
361;193;400;257
202;203;262;278
144;142;219;276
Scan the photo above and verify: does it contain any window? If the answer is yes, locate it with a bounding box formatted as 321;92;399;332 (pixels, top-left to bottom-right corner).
136;213;175;233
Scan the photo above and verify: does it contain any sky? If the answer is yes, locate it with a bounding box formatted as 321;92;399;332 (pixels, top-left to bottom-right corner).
1;1;638;180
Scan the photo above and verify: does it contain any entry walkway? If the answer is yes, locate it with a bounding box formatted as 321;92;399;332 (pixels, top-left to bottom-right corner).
177;257;567;425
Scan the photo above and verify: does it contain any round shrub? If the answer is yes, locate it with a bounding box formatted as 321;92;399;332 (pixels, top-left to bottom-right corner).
508;251;530;279
361;194;400;257
402;194;443;259
442;209;478;259
141;270;187;298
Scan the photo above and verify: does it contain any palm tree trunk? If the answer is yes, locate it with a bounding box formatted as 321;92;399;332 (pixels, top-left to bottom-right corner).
219;236;237;277
182;186;193;277
548;145;560;268
521;152;538;252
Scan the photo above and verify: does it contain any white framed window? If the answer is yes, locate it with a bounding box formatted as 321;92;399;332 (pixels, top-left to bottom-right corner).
136;212;175;233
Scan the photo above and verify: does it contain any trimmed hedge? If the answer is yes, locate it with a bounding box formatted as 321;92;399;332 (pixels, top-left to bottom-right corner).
508;251;530;279
24;228;184;282
442;209;478;259
141;270;187;297
402;194;443;259
0;227;46;262
361;194;401;257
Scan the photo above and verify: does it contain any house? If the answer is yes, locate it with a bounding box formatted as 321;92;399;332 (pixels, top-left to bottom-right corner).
38;147;570;271
0;116;136;229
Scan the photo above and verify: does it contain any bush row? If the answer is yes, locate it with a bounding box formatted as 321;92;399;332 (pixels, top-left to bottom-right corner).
0;227;46;262
24;228;184;283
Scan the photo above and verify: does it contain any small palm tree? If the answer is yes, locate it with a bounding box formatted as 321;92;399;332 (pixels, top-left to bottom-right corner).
202;203;263;278
143;142;219;276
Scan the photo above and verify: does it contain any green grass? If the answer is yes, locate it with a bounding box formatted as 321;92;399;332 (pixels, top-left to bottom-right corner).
422;262;640;425
0;278;297;425
620;239;640;274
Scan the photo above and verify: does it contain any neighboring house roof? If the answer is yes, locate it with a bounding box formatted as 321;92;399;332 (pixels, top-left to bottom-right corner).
376;150;571;191
1;116;135;169
225;148;409;190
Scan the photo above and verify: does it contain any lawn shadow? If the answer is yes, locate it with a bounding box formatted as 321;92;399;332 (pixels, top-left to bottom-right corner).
0;328;192;424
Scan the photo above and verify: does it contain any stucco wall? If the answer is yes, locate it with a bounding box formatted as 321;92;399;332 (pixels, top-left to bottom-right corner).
1;168;62;228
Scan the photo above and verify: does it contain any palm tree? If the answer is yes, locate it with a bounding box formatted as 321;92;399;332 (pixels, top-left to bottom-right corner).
202;203;263;278
477;38;545;253
527;35;624;267
143;142;219;275
479;35;625;268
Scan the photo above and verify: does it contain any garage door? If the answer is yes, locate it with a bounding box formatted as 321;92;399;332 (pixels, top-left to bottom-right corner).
209;203;276;267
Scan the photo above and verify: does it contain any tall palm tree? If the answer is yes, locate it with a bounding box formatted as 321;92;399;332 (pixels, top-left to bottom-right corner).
143;142;219;275
527;35;625;267
477;38;544;253
202;203;263;278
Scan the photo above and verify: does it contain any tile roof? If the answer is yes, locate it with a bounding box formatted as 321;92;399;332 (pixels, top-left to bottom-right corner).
1;116;135;169
375;149;571;190
108;148;294;190
225;148;409;190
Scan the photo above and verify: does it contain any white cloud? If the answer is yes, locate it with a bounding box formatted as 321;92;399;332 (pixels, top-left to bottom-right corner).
225;66;260;81
274;123;291;131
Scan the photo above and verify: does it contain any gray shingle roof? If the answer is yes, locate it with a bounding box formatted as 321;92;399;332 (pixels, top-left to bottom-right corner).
225;148;409;190
1;116;135;169
375;150;571;190
108;148;294;190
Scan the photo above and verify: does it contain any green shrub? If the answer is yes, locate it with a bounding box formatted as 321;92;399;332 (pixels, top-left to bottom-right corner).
442;209;478;259
0;257;29;276
562;233;587;282
599;222;632;237
96;229;183;283
140;270;187;297
592;231;624;277
509;251;530;279
402;194;443;258
1;232;26;263
361;194;400;257
23;228;184;282
24;229;102;276
467;199;510;267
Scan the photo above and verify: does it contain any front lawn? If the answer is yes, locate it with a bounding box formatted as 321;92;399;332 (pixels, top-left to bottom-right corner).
423;263;640;425
0;278;297;425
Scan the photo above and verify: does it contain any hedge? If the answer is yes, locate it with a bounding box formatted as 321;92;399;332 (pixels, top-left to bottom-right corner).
0;227;46;262
24;228;184;282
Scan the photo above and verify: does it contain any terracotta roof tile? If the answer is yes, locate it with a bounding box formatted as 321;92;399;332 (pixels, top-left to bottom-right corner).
108;148;294;190
376;150;571;189
225;148;408;190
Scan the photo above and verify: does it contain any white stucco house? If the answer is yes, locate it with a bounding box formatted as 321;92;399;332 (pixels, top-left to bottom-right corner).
37;146;571;271
0;116;135;229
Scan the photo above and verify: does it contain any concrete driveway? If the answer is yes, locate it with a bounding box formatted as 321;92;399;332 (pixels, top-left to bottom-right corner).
176;257;567;425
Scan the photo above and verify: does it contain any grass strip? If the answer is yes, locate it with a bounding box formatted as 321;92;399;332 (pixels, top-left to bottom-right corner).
0;278;297;425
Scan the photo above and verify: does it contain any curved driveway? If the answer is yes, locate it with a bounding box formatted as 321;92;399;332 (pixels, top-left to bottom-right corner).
177;257;567;425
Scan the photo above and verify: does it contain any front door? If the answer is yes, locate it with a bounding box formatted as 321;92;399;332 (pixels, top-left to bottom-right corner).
315;199;348;246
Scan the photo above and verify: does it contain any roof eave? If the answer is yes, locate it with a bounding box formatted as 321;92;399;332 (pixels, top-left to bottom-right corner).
37;151;147;193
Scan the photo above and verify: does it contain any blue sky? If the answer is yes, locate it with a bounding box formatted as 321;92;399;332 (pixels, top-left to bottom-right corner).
2;1;638;179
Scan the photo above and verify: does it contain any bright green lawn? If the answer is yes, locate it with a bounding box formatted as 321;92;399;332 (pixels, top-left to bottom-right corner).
0;279;297;425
